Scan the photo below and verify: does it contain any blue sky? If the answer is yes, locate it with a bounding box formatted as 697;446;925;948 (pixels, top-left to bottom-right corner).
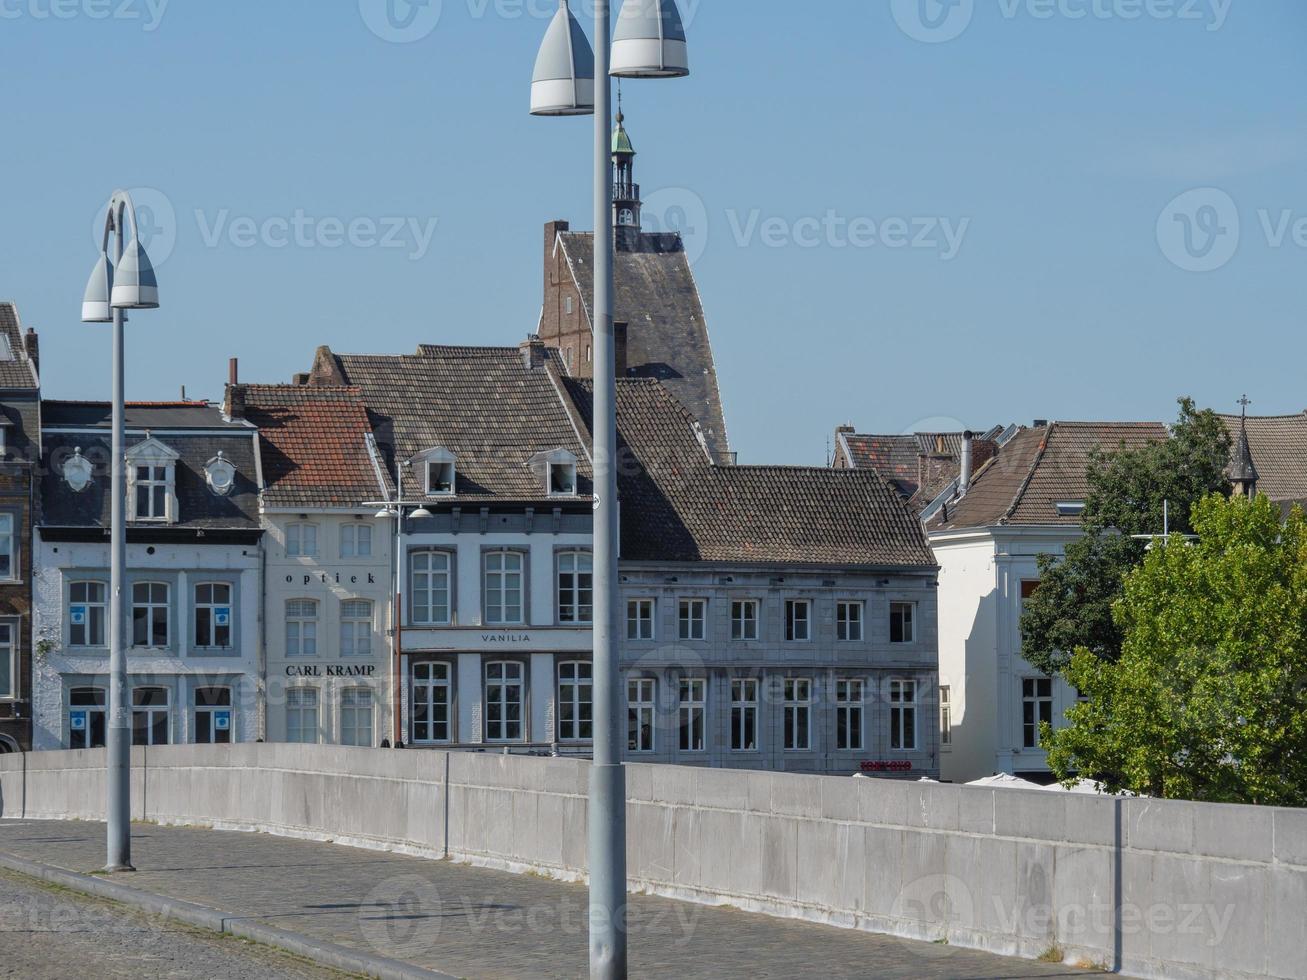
1;0;1303;464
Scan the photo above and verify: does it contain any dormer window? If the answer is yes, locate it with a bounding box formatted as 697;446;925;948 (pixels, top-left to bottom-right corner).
204;453;237;497
418;448;457;497
126;437;180;524
550;461;577;496
63;449;94;494
135;466;169;519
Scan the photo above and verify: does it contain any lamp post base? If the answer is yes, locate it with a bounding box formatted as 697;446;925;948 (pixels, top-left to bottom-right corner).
103;864;136;874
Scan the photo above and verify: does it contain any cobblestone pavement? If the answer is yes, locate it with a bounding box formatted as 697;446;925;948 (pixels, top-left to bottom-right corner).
0;821;1097;980
0;866;353;979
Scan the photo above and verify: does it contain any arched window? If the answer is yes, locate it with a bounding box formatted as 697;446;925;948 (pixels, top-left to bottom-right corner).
411;551;451;625
286;599;319;657
69;687;106;749
131;687;171;746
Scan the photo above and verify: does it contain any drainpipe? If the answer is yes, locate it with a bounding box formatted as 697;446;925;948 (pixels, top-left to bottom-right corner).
959;431;974;497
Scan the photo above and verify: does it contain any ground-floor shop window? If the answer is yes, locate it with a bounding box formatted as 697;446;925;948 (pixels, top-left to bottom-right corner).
412;662;452;744
194;686;232;744
340;687;374;746
783;678;812;750
558;661;593;742
890;679;917;750
627;678;655;753
730;678;758;751
484;661;524;742
836;678;865;751
132;686;171;746
678;678;706;752
69;687;107;749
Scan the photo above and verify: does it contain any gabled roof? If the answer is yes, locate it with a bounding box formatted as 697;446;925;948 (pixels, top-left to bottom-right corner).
836;428;999;508
1217;413;1307;502
556;231;730;462
563;379;936;569
929;421;1168;532
0;302;40;390
311;344;594;503
239;385;388;510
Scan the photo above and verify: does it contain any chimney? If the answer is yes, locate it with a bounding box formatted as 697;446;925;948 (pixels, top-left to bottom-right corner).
292;373;310;386
225;383;246;421
23;328;39;377
614;322;629;377
836;424;855;435
959;431;974;495
228;358;239;386
520;334;548;371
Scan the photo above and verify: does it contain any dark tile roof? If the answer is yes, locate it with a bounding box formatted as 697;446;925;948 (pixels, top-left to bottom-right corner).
930;421;1168;531
557;232;730;462
1217;413;1307;503
43;401;242;430
315;345;594;502
240;385;386;510
0;303;41;390
838;429;994;507
40;403;260;530
564;379;936;569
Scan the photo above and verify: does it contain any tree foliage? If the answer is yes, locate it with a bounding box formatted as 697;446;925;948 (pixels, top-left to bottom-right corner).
1044;494;1307;806
1021;398;1232;675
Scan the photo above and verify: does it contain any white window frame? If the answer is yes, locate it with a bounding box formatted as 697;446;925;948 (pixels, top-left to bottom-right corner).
286;522;319;558
340;599;373;658
484;660;525;742
193;582;233;649
558;661;593;743
730;678;759;752
678;678;706;753
130;581;170;649
341;523;373;558
730;600;759;641
940;684;953;748
678;599;706;641
426;459;456;497
411;662;453;745
785;599;811;642
627;678;656;754
131;464;172;522
69;687;107;750
890;678;918;751
287;687;320;744
837;601;864;642
549;461;578;497
131;686;171;746
1023;676;1054;749
286;599;319;658
0;622;14;701
783;678;812;751
340;687;375;747
484;551;525;626
194;686;233;745
69;581;107;648
0;513;15;582
890;602;917;644
557;551;593;625
411;550;452;626
626;599;654;641
836;678;865;752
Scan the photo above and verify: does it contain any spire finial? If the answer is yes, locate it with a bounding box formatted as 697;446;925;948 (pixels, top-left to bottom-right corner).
1238;394;1251;420
616;80;623;124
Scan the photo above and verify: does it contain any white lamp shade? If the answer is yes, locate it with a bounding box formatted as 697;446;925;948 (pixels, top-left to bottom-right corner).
110;237;160;309
612;0;688;78
81;253;114;323
531;1;595;116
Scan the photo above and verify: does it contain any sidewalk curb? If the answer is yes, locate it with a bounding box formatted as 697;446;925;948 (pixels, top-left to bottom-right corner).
0;848;459;980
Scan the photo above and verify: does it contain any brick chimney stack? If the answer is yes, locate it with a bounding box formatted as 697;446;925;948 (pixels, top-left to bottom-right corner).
520;335;548;371
223;358;245;420
23;328;39;377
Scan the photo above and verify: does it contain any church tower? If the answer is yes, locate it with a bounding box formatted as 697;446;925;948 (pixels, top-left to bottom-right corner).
612;108;642;252
1228;396;1259;499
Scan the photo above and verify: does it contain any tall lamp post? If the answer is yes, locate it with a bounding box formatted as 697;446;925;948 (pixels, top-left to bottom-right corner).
81;190;162;872
531;2;689;976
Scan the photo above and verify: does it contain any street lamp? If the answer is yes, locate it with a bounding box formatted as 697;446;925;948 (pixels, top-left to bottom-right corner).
532;2;688;977
82;190;162;873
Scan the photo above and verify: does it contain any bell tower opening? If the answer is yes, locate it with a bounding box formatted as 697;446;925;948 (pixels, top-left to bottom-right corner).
612;95;642;252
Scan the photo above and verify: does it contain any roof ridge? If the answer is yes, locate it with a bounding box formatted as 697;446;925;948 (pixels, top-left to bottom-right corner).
1000;425;1053;525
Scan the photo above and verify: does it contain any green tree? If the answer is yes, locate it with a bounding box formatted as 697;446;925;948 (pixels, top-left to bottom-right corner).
1021;398;1231;675
1044;494;1307;806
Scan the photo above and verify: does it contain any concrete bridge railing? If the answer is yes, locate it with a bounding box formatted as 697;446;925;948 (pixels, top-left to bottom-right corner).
0;744;1302;980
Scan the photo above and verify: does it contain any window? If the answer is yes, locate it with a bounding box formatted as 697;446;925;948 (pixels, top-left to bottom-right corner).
411;551;452;626
731;600;759;641
783;679;812;751
69;687;107;749
484;551;525;626
426;460;455;496
678;599;706;641
730;679;758;752
0;514;14;580
557;552;593;624
341;523;373;558
131;687;170;746
340;688;374;747
194;687;233;744
412;663;452;744
1023;677;1054;749
286;522;319;558
890;602;916;644
837;602;864;642
131;582;169;648
558;661;593;742
940;685;953;747
678;678;706;752
890;679;917;751
484;661;525;742
193;583;232;648
340;600;373;657
69;581;107;647
1056;501;1086;517
836;679;865;751
627;678;656;753
626;599;654;641
785;600;811;642
564;294;574;316
549;462;577;496
0;623;13;700
287;687;320;744
285;599;319;657
1020;580;1041;606
133;465;169;520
